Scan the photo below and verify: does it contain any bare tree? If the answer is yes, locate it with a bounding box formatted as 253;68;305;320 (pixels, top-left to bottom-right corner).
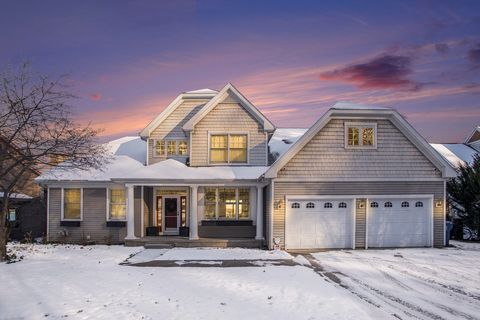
0;64;107;261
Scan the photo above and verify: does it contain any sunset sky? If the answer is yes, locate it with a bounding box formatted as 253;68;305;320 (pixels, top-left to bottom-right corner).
1;0;479;142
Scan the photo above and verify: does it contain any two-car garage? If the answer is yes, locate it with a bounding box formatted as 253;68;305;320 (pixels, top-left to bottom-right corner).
285;196;433;250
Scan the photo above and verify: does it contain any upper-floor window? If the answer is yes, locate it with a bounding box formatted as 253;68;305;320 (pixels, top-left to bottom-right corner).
63;188;82;220
155;140;165;156
108;188;127;221
210;134;248;164
154;139;188;157
345;123;377;148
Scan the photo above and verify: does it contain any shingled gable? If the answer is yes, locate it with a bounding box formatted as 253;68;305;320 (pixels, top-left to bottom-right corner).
264;107;457;179
182;83;275;132
139;89;217;138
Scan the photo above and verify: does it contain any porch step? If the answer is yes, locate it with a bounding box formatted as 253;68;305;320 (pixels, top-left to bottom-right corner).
126;236;264;249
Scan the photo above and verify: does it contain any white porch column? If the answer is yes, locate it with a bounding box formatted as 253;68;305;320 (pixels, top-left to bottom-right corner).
125;185;137;240
256;185;264;240
189;185;199;240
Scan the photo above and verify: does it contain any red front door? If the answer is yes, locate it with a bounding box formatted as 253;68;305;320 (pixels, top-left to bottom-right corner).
164;197;178;229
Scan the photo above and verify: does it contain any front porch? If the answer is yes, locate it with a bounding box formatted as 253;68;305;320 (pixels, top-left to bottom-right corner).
123;183;265;246
125;236;263;248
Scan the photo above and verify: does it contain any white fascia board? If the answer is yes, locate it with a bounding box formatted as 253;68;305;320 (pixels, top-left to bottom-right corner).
464;126;480;144
265;107;457;179
139;94;184;138
182;83;275;132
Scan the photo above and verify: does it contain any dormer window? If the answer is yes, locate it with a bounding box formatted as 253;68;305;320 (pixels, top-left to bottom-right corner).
210;133;248;164
345;123;377;149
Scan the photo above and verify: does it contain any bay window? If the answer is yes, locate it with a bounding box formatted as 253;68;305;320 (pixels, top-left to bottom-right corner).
203;187;250;220
210;134;248;164
108;188;127;221
63;188;81;220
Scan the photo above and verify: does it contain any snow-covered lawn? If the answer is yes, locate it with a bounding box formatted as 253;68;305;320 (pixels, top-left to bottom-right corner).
1;242;479;320
313;241;480;320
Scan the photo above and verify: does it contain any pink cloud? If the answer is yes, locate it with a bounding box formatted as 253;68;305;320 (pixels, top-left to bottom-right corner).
90;93;102;101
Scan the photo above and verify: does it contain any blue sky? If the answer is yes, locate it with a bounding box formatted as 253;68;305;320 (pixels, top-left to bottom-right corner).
1;0;479;142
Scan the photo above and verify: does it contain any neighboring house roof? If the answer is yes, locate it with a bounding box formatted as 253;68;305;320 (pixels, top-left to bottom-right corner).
139;89;217;138
268;128;308;161
36;137;267;182
0;192;32;199
264;105;458;179
430;143;479;168
182;83;275;132
464;126;480;144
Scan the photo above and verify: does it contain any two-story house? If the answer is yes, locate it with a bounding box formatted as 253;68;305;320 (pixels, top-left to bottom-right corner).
36;84;456;250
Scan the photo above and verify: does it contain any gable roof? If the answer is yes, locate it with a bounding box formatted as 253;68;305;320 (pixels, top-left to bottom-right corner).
264;106;457;179
464;126;480;144
139;89;217;138
182;83;275;132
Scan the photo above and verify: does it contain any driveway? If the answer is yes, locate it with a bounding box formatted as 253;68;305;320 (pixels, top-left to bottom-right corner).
312;241;480;320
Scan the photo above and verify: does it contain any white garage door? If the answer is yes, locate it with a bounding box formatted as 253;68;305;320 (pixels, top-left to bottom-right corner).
285;199;354;250
367;198;431;248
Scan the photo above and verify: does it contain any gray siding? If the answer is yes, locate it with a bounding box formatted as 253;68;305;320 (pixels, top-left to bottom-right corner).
278;119;441;179
355;199;366;248
190;94;267;166
148;99;209;165
48;188;126;244
143;186;153;228
272;181;445;249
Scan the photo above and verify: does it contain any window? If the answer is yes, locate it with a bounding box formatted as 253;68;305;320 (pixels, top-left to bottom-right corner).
8;209;16;221
306;202;315;208
155;140;165;156
338;202;347;208
324;202;333;208
238;188;250;219
204;187;250;220
178;141;188;156
229;135;247;163
345;123;377;148
384;201;393;208
167;140;176;155
370;202;378;208
401;201;409;208
63;188;81;220
291;202;300;209
108;188;126;220
210;134;248;164
415;201;423;207
204;188;217;219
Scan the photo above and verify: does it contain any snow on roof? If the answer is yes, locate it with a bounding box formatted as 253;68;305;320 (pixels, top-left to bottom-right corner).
36;135;267;182
269;128;308;161
37;158;268;182
331;101;391;110
430;143;478;168
105;136;146;164
184;88;218;94
0;192;32;199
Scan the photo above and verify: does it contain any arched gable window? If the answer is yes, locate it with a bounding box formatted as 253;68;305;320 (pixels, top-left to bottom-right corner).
338;202;347;208
306;202;315;209
401;201;409;208
324;202;333;208
291;202;300;209
384;201;393;208
370;202;378;208
415;201;423;207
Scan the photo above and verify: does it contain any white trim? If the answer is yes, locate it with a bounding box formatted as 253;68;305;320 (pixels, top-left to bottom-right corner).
443;180;446;246
352;198;356;249
207;132;250;165
265;132;268;166
146;138;149;165
139;91;217;138
464;126;480;144
60;188;83;221
141;186;144;237
273;177;446;182
365;198;369;249
269;180;274;250
182;83;275;132
105;187;128;222
46;186;50;241
344;122;377;149
265;108;457;178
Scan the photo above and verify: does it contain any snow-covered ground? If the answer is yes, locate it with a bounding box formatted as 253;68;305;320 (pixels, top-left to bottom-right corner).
1;242;479;320
313;241;480;320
